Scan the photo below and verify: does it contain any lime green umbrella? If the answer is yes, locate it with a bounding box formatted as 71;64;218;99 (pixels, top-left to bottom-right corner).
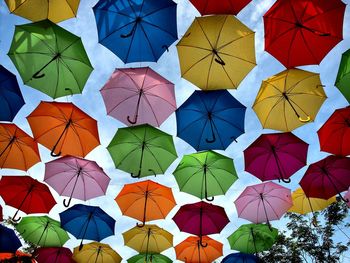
227;223;278;254
15;216;69;247
335;49;350;103
127;253;172;263
173;151;238;201
8;20;93;99
108;124;177;178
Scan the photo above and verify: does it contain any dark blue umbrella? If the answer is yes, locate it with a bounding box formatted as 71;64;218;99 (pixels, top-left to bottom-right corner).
59;204;115;251
0;224;22;253
176;90;246;151
222;253;260;263
0;65;25;122
93;0;178;63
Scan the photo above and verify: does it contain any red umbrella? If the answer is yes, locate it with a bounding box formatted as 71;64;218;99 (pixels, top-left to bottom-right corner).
264;0;345;68
190;0;251;15
34;247;75;263
0;175;56;222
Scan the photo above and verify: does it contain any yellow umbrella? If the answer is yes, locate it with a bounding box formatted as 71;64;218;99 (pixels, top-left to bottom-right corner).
253;69;327;131
72;242;122;263
176;15;256;90
4;0;80;23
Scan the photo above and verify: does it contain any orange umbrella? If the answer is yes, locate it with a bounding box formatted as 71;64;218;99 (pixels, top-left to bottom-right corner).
175;236;223;263
27;101;100;157
0;251;37;263
115;180;176;227
0;123;40;170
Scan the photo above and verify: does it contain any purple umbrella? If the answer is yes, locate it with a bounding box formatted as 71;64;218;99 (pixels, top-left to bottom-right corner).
34;247;75;263
44;156;111;207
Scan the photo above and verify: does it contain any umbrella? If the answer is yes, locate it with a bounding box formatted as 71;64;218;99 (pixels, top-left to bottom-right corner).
93;0;178;63
173;150;238;201
190;0;251;15
234;182;292;228
72;242;122;263
227;223;278;254
8;20;93;99
100;67;176;127
127;253;172;263
115;180;176;227
0;175;56;222
0;123;40;171
27;101;100;157
264;0;346;68
107;124;177;178
0;224;22;253
44;156;111;207
175;236;222;263
0;65;25;122
15;216;69;247
335;49;350;103
176;90;246;151
176;15;255;90
172;201;229;247
60;204;115;250
317;106;350;156
244;132;308;183
34;247;75;263
4;0;81;23
253;68;327;131
0;251;36;263
222;253;260;263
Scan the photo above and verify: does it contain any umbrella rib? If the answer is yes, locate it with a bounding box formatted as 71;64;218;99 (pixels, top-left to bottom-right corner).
286;74;319;93
65;0;77;16
210;117;225;148
261;97;284;128
181;53;213;77
213;114;245;133
144;146;165;173
207;167;227;193
217;32;255;52
177;115;206;135
303;5;345;24
214;16;228;48
142;3;175;18
196;19;214;50
60;54;93;69
13;139;29;170
205;55;215;89
140;91;161;126
18;26;56;54
216;51;257;65
96;8;134;19
176;44;212;52
141;20;177;38
263;198;281;219
139;23;157;61
7;0;30;13
143;92;177;108
99;21;136;43
114;145;140;167
222;63;237;88
106;94;139;115
59;59;83;93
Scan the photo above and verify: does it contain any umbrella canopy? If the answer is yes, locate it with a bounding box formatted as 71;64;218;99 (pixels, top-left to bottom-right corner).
0;224;22;253
16;216;69;247
34;247;75;263
244;132;308;183
175;236;222;263
72;242;122;263
0;65;25;122
44;156;111;207
100;67;176;127
115;180;176;227
8;20;93;99
335;49;350;103
27;101;100;157
93;0;178;63
222;253;260;263
190;0;251;15
253;69;327;131
0;175;56;222
127;253;172;263
0;123;40;171
173;150;238;201
177;15;255;90
264;0;345;68
176;90;246;151
317;106;350;156
107;124;177;178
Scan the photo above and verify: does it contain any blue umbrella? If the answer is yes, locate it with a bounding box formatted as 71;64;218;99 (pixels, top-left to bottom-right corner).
93;0;178;63
0;224;22;253
59;204;115;251
176;90;246;151
222;253;261;263
0;65;25;122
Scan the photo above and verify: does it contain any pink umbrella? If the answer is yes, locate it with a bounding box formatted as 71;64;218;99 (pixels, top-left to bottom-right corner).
44;156;111;207
100;67;176;127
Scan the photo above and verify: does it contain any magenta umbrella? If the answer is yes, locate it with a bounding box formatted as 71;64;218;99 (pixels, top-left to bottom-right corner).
244;132;308;183
34;247;75;263
100;67;176;127
172;201;229;247
44;156;111;207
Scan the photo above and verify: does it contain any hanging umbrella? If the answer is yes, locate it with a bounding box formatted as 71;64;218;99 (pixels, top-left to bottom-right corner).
108;124;177;178
175;236;222;263
264;0;345;68
72;242;122;263
27;101;100;157
173;150;238;201
115;180;176;227
34;247;75;263
44;156;111;207
172;201;229;247
0;250;36;263
93;0;178;63
335;49;350;103
177;15;255;90
222;253;260;263
0;175;56;222
0;224;22;253
244;132;308;183
189;0;251;15
0;123;40;171
60;204;115;250
8;20;93;99
176;90;246;151
100;67;176;127
15;216;69;247
127;253;172;263
253;68;327;131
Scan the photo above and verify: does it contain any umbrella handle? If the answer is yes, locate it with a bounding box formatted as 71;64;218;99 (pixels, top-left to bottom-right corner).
127;115;138;124
280;177;291;183
205;196;214;201
136;221;145;227
148;169;157;176
298;116;311;123
162;45;169;52
79;242;84;251
205;136;216;143
131;170;141;178
199;240;208;247
32;71;45;79
214;57;225;66
337;194;349;203
63;197;72;207
12;214;22;222
51;148;62;157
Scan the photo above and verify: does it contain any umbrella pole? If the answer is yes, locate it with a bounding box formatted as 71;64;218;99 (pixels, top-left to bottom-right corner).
205;113;216;143
197;240;202;263
37;221;50;246
12;185;34;222
145;227;151;262
79;212;93;251
260;193;273;231
250;227;258;255
306;197;318;227
63;167;82;207
51;119;72;157
295;23;330;36
199;207;208;247
271;147;291;183
323;171;349;203
53;248;61;263
282;93;310;123
32;53;61;79
131;141;146;178
203;164;214;201
212;49;226;66
0;136;16;157
137;190;148;227
94;246;102;263
127;90;143;124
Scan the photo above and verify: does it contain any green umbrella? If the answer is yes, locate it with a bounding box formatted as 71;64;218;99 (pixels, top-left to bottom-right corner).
127;253;172;263
173;151;238;201
108;124;177;178
227;223;278;254
15;216;69;247
335;49;350;103
8;20;93;99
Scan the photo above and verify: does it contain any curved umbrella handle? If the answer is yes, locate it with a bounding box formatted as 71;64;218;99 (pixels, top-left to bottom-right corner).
338;194;349;203
280;177;291;183
214;57;225;66
131;170;141;178
63;197;72;207
199;236;208;247
127;115;138;124
298;116;311;123
50;149;62;157
136;221;145;227
205;195;214;201
12;214;22;222
32;71;45;79
205;137;216;143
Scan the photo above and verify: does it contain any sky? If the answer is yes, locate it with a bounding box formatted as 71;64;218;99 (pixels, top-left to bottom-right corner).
1;0;350;262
